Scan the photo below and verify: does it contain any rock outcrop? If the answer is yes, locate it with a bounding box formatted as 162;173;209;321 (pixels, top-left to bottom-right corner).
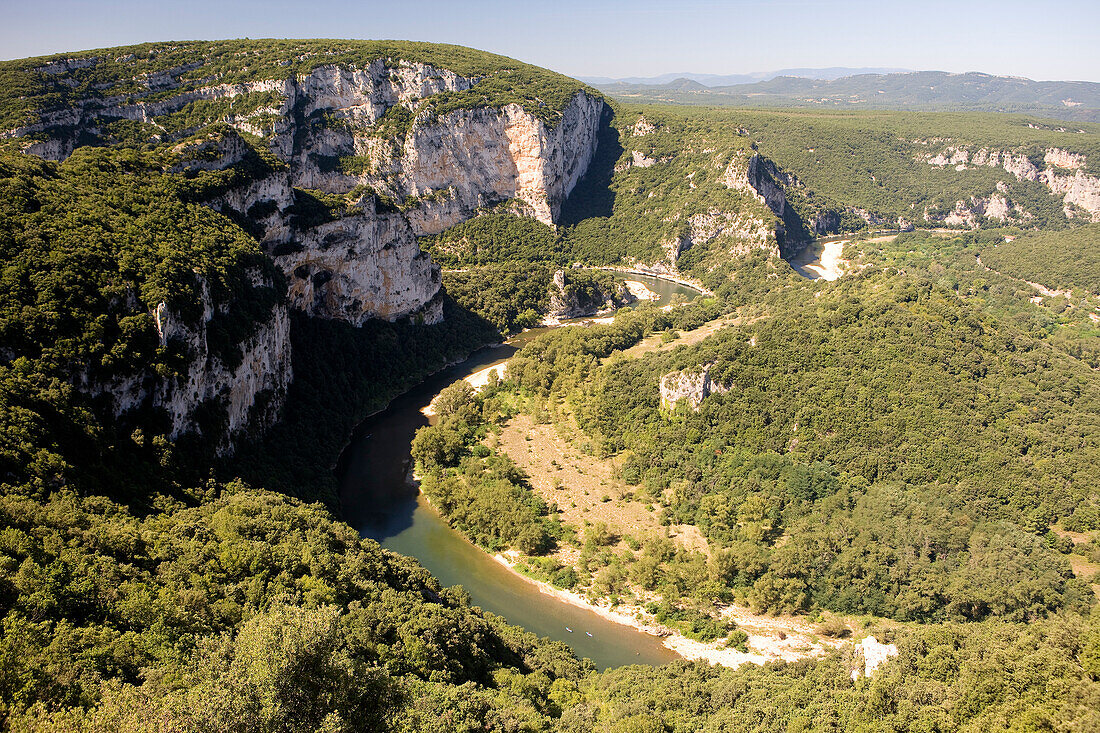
850;636;899;680
930;192;1025;228
6;48;605;449
721;152;831;258
547;269;634;320
923;145;1100;221
666;210;778;263
660;364;728;410
87;274;292;454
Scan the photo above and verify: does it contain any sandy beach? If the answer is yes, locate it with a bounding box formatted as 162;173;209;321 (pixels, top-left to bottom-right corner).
623;279;658;301
489;551;841;668
421;362;509;417
791;239;848;281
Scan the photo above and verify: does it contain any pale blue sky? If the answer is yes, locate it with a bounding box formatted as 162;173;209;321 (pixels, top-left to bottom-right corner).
2;0;1097;81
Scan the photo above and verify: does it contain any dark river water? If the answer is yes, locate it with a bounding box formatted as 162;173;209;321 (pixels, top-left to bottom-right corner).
337;274;700;669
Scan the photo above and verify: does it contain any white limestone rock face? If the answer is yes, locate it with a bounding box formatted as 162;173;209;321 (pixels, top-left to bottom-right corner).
280;201;443;325
933;193;1023;228
943;200;979;228
722;153;789;219
387;92;603;230
851;636;899;680
976;193;1011;222
660;365;728;410
630;115;656;136
5;60;606;324
924;145;1100;221
666;210;779;266
1045;148;1086;170
1044;169;1100;219
721;152;823;259
91;275;292;452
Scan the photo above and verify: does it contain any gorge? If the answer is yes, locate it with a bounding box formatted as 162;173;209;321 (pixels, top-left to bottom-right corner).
2;39;1098;731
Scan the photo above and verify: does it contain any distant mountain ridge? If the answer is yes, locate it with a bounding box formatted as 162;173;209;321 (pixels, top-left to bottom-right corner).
591;70;1100;122
580;67;912;86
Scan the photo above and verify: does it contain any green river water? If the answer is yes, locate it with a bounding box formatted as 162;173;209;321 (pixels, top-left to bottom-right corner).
338;274;701;669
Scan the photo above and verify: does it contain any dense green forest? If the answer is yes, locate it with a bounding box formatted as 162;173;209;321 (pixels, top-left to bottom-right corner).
980;224;1100;295
403;247;1100;728
422;255;1098;621
2;37;1100;732
0;142;288;501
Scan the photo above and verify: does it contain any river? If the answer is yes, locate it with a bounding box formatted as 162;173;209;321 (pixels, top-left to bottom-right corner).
337;274;701;670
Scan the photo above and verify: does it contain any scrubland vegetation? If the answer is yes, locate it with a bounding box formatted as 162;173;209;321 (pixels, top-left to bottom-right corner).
2;39;1100;731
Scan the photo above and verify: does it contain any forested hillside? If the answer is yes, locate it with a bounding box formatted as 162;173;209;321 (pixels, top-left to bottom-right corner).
981;224;1100;294
2;37;1100;732
410;230;1100;728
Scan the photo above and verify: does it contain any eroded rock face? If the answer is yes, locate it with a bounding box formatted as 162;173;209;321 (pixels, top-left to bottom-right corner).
386;93;603;231
279;203;444;326
6;60;605;325
9;56;605;449
660;365;728;410
722;153;788;219
1045;147;1086;170
666;210;778;264
89;274;292;454
932;193;1025;228
924;145;1100;221
721;152;824;258
1045;169;1100;219
630;115;656;137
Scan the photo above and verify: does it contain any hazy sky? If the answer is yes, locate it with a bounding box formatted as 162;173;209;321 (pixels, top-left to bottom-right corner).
2;0;1098;81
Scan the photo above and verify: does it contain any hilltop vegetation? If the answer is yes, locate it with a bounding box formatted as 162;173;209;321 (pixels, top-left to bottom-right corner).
0;143;286;500
981;224;1100;294
422;104;1098;343
716;107;1098;222
0;39;592;134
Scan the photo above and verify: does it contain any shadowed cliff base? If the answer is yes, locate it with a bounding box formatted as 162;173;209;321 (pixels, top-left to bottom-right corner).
558;105;622;225
226;295;499;510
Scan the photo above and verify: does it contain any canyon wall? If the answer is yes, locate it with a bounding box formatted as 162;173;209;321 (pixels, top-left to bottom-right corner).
923;145;1100;222
6;55;604;448
84;274;292;455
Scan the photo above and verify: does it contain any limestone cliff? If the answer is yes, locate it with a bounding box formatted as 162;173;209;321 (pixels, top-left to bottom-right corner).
721;152;831;259
5;57;604;327
924;145;1100;221
3;43;605;449
86;274;292;454
665;209;779;263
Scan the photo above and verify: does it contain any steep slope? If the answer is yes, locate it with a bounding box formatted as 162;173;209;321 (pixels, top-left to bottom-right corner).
0;40;605;447
0;41;604;326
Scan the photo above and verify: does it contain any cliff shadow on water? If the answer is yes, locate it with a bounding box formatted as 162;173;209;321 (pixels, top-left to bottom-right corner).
558;105;622;225
334;339;519;538
225;296;501;512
